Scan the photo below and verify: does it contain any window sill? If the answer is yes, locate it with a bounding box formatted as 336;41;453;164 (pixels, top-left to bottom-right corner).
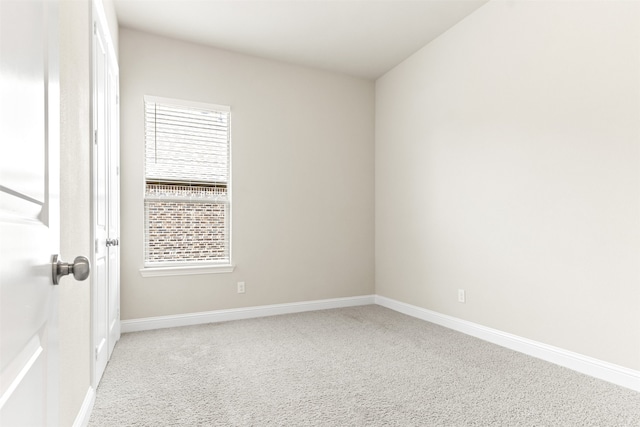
139;264;235;277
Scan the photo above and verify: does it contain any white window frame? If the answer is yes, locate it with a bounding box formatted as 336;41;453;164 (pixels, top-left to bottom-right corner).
139;95;234;277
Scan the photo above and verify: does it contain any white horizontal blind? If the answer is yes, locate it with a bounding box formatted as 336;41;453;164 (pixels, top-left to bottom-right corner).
145;98;229;184
144;96;231;266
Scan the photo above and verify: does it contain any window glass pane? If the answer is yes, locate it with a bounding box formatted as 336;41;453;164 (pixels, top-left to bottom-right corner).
143;97;231;266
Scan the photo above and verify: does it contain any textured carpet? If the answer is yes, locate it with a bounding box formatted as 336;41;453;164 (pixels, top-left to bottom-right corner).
88;305;640;426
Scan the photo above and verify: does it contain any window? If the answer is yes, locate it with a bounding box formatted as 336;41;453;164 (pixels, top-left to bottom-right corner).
142;96;232;274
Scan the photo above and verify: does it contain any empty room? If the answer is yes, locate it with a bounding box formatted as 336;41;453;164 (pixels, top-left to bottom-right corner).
1;0;639;426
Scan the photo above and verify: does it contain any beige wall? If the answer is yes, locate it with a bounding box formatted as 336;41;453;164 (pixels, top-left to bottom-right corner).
59;0;91;425
376;0;640;370
119;29;375;320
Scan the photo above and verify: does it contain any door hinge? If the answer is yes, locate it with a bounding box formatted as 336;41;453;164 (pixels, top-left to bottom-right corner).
93;22;97;35
94;347;98;360
116;94;119;105
94;129;98;145
95;239;99;253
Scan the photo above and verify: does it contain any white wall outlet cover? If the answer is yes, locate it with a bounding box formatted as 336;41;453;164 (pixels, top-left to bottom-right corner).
458;289;465;303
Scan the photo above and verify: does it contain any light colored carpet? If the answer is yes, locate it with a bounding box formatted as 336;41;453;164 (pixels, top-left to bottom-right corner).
88;305;640;426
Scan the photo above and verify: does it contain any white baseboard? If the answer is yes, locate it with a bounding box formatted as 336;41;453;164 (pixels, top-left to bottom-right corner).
121;295;376;333
375;295;640;393
118;293;640;392
72;386;95;427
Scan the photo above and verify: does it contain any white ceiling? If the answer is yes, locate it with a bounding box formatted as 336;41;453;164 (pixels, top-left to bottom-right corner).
113;0;488;80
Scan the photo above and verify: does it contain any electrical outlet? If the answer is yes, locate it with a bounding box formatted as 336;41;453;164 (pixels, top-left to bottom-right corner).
237;282;245;294
458;289;465;303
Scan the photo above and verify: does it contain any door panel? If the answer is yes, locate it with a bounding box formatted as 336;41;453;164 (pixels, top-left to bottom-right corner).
0;1;59;425
0;1;46;204
107;68;120;356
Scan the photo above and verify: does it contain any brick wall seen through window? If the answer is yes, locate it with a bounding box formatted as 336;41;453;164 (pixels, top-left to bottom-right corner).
144;183;228;263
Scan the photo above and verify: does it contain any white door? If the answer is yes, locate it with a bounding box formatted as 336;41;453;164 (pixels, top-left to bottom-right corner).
0;1;60;425
92;6;119;385
92;9;109;383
